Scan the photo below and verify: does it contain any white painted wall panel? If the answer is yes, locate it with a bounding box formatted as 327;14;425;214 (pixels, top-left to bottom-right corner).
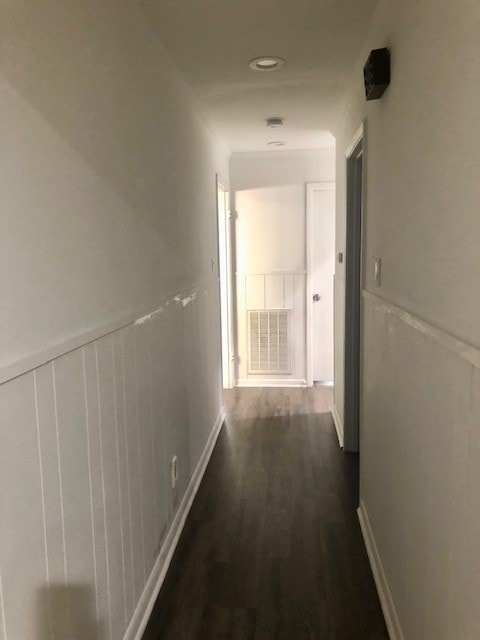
0;283;223;639
265;275;285;309
34;363;66;620
187;287;222;472
203;285;223;436
461;366;480;637
0;374;46;639
54;350;99;637
237;273;307;384
184;297;203;475
120;327;146;604
83;343;112;638
293;275;306;381
236;276;248;381
162;303;191;506
245;275;265;310
284;275;295;310
148;314;170;546
96;336;127;639
0;579;6;640
361;297;480;639
132;326;157;578
112;331;135;619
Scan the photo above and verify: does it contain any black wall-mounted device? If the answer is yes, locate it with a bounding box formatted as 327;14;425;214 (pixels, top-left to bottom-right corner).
363;48;390;100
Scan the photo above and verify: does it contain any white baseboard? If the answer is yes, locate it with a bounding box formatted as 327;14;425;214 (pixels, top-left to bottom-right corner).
123;410;226;640
331;404;344;448
235;378;307;388
357;500;404;640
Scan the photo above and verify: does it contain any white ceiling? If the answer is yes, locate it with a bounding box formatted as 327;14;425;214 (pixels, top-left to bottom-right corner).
140;0;378;152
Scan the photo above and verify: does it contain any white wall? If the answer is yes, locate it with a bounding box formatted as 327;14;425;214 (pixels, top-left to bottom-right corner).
335;1;480;637
0;2;228;639
231;150;335;385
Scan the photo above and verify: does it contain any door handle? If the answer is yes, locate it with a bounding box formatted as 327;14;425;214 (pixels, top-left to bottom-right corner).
313;294;321;302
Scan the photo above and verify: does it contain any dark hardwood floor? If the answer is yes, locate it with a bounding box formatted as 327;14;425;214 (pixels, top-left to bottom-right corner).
142;387;388;640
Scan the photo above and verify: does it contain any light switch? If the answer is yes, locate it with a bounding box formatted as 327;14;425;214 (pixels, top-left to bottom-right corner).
374;258;381;286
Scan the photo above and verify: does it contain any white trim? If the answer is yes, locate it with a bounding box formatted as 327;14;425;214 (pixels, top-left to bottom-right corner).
216;174;230;193
217;175;234;389
342;123;365;453
123;409;225;640
331;404;344;448
235;378;306;388
357;501;404;640
0;279;215;386
345;123;364;159
306;182;335;387
363;291;480;368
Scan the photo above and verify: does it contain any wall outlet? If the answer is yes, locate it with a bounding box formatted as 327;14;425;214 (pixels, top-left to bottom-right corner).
171;455;178;488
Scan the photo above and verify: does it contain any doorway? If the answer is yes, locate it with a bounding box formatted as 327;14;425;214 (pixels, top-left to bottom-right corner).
343;130;363;452
306;182;336;387
216;176;234;389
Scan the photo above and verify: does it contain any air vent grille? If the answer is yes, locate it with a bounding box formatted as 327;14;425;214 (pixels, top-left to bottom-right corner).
248;310;290;374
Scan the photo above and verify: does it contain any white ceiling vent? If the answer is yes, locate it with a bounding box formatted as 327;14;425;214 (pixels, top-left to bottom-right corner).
248;310;290;374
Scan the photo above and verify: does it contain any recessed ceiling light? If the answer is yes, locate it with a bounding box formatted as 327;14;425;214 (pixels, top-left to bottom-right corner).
249;56;285;71
266;117;284;128
267;141;286;147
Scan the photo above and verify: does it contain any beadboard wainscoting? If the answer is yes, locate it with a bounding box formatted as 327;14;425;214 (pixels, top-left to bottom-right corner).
360;292;480;640
235;273;306;386
0;280;224;640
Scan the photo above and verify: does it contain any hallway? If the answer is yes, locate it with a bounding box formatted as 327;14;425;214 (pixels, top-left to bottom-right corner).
3;2;480;637
143;388;388;639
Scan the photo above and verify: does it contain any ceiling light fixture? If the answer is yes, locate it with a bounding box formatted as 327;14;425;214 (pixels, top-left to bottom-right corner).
267;141;286;147
249;56;285;71
266;117;284;128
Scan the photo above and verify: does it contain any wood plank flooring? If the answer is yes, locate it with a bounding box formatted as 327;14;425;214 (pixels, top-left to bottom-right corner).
142;387;388;640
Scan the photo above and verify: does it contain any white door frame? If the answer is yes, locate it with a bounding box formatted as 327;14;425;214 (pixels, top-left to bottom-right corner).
343;123;364;452
305;181;335;387
216;175;234;389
